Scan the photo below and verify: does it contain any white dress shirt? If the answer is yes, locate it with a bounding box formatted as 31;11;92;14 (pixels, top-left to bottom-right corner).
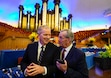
38;41;47;75
63;43;73;59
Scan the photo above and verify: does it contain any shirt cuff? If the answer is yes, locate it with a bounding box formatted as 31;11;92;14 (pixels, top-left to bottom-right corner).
42;66;47;75
24;69;28;77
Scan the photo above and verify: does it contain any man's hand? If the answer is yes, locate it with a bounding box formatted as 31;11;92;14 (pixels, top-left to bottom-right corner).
25;63;45;76
56;60;67;72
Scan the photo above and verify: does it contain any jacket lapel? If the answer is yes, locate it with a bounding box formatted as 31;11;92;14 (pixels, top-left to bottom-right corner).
65;45;75;60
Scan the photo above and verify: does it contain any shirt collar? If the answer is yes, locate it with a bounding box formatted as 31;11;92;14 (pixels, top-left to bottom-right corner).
38;41;46;48
64;43;73;52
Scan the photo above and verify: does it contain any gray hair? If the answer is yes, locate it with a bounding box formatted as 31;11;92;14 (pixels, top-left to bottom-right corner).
60;29;74;42
37;25;50;35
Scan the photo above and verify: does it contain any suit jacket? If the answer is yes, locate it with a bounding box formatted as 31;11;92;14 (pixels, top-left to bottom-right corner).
55;44;89;78
21;42;59;78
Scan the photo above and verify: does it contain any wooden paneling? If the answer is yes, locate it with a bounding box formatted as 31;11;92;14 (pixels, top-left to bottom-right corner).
0;37;31;50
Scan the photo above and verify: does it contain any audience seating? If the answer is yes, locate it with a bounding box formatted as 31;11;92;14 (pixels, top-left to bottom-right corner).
0;50;25;69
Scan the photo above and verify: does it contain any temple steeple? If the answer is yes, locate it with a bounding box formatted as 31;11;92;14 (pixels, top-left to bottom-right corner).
68;14;73;30
35;3;40;30
42;0;48;25
18;5;24;28
18;0;72;32
54;0;60;31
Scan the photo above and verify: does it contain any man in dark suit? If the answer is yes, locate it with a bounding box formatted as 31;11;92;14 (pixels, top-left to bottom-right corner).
21;25;59;78
55;29;89;78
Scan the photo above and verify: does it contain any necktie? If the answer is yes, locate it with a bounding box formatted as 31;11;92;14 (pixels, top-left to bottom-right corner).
62;49;66;60
38;46;44;64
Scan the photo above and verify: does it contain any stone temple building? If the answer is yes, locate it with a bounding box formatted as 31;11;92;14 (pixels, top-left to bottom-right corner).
18;0;72;32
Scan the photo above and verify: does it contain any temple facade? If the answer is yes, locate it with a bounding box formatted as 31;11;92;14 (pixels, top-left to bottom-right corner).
18;0;72;32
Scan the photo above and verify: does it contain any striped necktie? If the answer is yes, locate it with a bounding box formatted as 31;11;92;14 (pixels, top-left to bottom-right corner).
38;46;44;64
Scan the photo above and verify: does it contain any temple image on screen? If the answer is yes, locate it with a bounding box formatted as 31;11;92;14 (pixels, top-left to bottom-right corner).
18;0;72;32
